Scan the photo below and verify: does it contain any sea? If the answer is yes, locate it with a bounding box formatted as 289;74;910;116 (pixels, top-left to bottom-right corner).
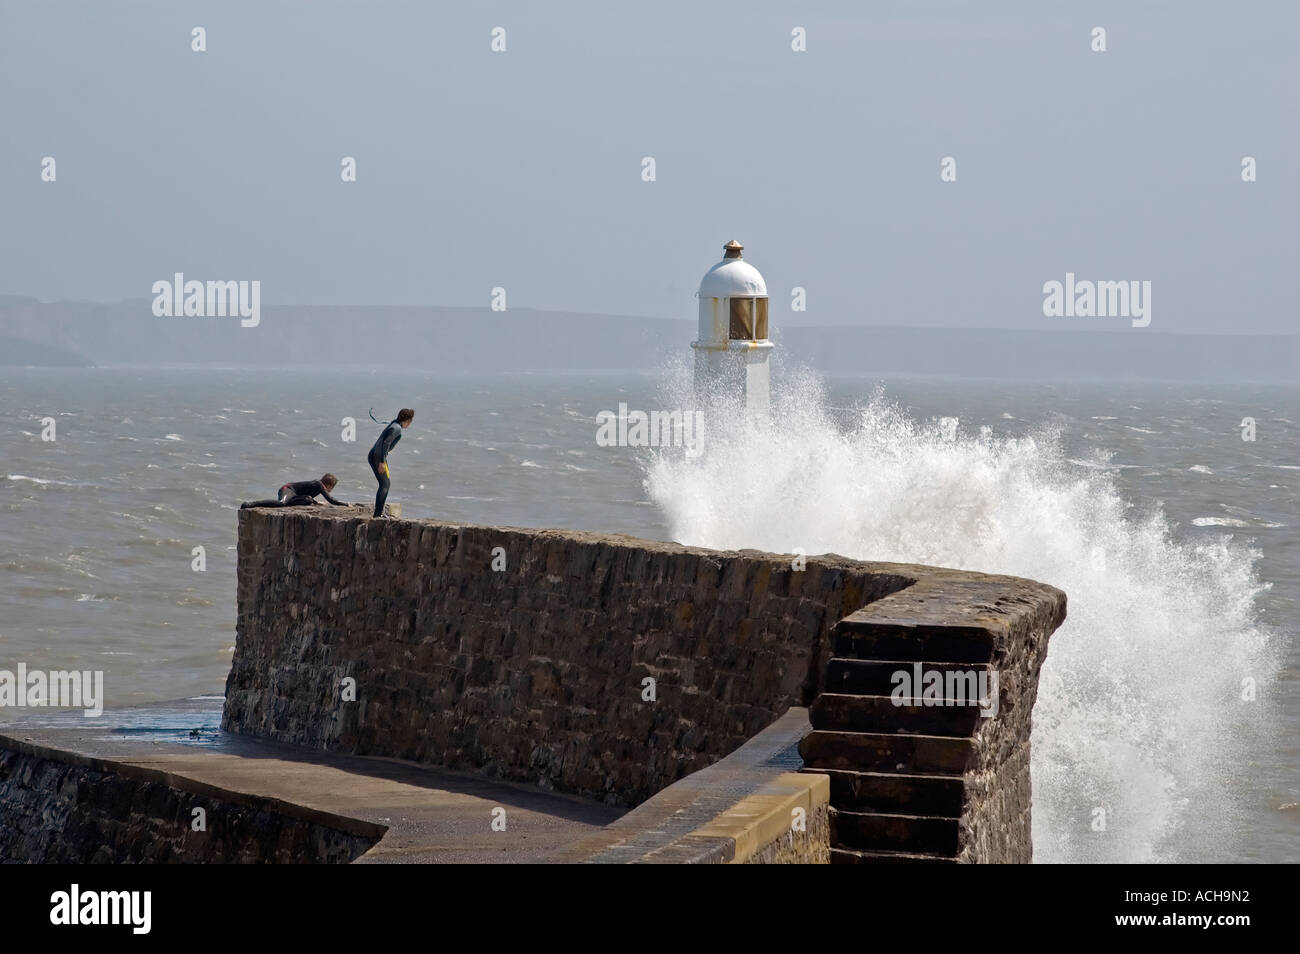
1;363;1295;864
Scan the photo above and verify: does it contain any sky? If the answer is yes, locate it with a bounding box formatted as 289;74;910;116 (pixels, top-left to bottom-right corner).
1;0;1297;332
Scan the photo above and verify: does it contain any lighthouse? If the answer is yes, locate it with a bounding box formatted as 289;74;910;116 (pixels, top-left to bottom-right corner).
692;240;773;412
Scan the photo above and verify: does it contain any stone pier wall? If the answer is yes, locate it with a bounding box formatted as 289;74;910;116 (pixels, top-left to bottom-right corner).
0;736;381;863
225;507;1066;860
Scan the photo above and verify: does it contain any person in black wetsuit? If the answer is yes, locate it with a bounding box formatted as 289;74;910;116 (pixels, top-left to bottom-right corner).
241;474;347;509
368;407;414;518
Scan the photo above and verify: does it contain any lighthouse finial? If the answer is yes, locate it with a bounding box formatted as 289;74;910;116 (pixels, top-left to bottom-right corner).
723;239;743;260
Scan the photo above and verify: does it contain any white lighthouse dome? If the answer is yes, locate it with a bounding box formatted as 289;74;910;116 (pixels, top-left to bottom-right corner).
697;240;766;298
691;239;773;413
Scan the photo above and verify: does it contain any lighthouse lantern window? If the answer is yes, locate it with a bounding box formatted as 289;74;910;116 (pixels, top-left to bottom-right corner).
728;297;769;341
728;298;753;340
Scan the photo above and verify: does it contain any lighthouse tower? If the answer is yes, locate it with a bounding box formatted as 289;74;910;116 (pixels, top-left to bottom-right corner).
691;240;773;411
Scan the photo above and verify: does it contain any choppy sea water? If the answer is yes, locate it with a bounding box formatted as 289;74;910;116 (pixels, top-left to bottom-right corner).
1;366;1295;863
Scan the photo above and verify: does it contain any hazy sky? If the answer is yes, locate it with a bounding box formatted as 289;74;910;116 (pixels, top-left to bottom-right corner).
2;1;1296;332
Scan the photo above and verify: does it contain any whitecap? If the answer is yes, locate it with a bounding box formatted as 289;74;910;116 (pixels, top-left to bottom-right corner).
6;474;72;486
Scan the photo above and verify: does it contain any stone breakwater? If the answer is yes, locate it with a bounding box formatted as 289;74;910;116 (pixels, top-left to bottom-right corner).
0;736;380;863
225;506;1066;862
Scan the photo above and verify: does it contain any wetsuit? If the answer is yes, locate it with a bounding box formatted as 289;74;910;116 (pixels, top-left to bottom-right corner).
368;421;402;517
241;480;346;509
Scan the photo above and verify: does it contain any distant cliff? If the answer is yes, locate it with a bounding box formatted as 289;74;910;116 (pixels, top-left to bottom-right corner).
0;297;685;371
0;332;93;367
1;294;1295;380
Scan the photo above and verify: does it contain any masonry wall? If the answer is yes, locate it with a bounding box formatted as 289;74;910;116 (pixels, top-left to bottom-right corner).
0;737;380;863
225;508;911;806
801;572;1067;862
225;508;1066;861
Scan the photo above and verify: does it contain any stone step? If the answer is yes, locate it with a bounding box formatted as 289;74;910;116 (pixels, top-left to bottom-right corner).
832;622;994;664
824;658;993;697
810;692;983;737
829;807;960;856
799;730;974;776
831;846;959;864
806;768;966;817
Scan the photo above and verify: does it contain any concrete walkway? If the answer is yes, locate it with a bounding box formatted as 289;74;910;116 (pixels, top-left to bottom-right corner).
1;699;622;863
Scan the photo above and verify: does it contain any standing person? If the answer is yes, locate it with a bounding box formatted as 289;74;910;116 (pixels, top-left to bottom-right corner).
368;407;413;518
241;474;347;509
